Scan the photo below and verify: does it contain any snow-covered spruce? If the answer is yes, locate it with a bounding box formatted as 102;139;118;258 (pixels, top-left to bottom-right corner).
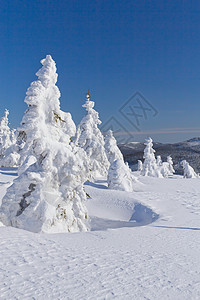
107;159;134;192
137;160;143;171
75;91;109;178
104;130;124;164
181;160;198;178
0;55;89;233
167;155;175;174
141;137;162;177
17;58;76;170
0;109;20;167
156;155;175;178
0;144;20;168
0;109;12;158
160;162;172;178
156;155;162;167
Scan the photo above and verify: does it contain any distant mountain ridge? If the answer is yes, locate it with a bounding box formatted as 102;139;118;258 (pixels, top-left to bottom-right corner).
119;137;200;174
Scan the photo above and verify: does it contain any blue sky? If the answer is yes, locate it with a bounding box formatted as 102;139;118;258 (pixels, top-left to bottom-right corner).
1;0;200;143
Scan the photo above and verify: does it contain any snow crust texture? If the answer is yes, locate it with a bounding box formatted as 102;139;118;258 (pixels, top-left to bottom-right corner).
1;170;200;299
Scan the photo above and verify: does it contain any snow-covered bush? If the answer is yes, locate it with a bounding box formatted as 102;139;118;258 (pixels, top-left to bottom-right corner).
141;137;162;177
0;55;89;233
104;130;124;164
181;160;198;178
107;159;134;192
75;91;109;178
137;160;143;171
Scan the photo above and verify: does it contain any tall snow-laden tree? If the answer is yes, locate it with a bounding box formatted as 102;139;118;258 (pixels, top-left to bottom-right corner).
107;159;134;192
141;137;162;177
17;57;76;170
0;55;89;233
181;160;198;178
75;91;109;178
104;130;124;164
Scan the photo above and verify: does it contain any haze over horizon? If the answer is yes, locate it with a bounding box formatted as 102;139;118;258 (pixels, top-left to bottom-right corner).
1;1;200;143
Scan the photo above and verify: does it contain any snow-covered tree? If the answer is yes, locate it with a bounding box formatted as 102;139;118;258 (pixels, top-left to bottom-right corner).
17;63;76;170
104;130;124;164
75;91;109;178
156;155;162;167
107;159;134;192
0;109;13;158
0;110;20;167
141;137;162;177
160;162;171;178
0;55;89;233
156;155;175;178
167;155;175;174
137;160;143;171
0;144;20;167
181;160;198;178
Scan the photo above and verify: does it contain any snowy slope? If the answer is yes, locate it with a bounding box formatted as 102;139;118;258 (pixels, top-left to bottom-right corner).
0;168;200;299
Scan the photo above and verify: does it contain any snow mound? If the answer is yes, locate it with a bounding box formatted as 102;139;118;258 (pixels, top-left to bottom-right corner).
85;179;159;231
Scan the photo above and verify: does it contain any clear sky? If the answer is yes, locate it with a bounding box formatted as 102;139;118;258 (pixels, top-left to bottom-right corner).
1;0;200;143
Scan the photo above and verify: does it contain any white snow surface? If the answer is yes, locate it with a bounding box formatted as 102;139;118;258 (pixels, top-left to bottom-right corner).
1;169;200;299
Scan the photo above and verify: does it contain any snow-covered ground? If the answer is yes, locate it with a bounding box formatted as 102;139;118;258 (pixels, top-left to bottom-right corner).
0;168;200;299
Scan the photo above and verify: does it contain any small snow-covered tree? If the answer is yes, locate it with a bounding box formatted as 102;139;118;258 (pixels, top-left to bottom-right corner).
107;159;134;192
104;130;124;164
75;91;109;178
0;110;20;167
141;137;162;177
137;160;143;171
181;160;198;178
158;155;175;178
0;55;89;233
160;162;171;178
0;110;13;158
167;156;175;174
0;144;20;167
156;155;162;167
